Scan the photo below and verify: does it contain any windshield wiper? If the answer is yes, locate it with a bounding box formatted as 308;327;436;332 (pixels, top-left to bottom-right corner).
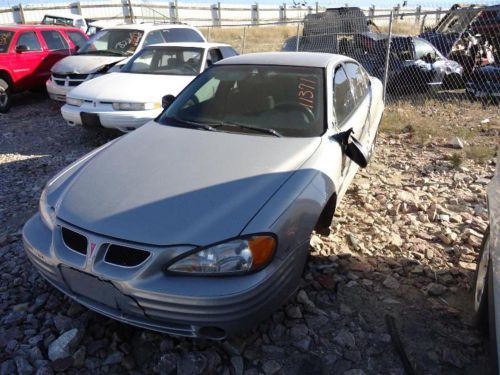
218;121;282;137
170;117;219;132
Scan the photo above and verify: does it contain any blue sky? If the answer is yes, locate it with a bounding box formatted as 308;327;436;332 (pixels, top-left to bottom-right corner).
0;0;498;8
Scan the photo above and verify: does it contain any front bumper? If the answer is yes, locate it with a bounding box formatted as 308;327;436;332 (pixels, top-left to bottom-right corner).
61;104;160;132
22;214;306;338
46;78;73;102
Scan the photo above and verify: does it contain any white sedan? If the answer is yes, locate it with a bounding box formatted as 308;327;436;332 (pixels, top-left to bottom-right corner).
61;42;238;132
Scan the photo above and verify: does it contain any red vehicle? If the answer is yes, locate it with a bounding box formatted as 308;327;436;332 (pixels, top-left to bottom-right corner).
0;25;88;113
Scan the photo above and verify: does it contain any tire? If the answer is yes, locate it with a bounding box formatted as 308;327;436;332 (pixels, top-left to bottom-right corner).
487;259;499;375
474;226;491;332
0;78;12;113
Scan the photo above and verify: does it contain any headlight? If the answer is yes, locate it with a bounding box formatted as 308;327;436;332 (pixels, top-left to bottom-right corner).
112;102;160;111
166;235;276;275
39;188;56;230
66;97;83;107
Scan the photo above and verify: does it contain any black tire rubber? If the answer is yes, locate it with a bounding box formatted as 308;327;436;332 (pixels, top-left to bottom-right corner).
473;226;491;332
487;259;499;375
0;78;12;113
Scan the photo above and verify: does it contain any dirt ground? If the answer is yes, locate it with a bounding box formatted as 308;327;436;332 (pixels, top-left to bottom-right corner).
0;92;498;374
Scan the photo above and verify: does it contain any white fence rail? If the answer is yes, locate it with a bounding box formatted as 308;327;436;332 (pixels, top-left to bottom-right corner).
0;1;444;27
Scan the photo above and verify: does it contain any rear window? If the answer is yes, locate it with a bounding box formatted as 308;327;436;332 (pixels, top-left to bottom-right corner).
41;30;68;50
162;28;204;43
0;30;14;53
66;31;87;49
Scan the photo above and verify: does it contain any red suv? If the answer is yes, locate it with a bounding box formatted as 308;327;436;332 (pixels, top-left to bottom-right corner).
0;25;88;113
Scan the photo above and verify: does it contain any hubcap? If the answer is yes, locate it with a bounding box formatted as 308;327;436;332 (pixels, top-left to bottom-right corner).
475;235;490;311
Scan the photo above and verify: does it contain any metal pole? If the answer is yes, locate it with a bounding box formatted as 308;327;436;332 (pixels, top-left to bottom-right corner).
207;26;211;42
295;22;300;51
382;11;393;103
241;26;247;54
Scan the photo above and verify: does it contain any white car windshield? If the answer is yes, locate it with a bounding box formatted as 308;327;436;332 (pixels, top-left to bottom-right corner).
122;46;203;76
78;29;144;56
158;65;325;138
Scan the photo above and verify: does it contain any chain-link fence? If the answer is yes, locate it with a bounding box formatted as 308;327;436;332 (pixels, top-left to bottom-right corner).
202;5;500;105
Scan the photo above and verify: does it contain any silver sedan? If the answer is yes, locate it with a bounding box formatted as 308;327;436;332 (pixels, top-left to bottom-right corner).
22;52;384;339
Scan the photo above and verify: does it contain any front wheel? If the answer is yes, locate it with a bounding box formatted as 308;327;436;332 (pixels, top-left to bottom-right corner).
474;226;490;330
0;78;12;113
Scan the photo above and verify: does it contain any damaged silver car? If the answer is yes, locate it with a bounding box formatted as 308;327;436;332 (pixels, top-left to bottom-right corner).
23;52;384;339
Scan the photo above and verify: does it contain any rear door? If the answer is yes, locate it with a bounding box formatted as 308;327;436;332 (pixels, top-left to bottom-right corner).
10;30;47;89
39;29;72;82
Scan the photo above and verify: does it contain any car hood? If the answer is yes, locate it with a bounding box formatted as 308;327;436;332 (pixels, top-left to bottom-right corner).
69;72;195;102
54;123;321;246
51;55;126;75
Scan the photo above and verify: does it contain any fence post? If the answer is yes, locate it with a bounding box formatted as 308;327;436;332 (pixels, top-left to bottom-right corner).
415;5;421;24
382;11;393;103
393;5;399;23
217;2;221;26
295;22;300;51
18;3;25;24
281;3;286;22
241;26;247;54
252;3;259;25
127;0;135;23
368;5;375;21
207;26;211;42
76;1;83;16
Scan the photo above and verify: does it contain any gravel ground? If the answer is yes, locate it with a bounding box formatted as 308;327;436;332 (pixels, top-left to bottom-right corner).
0;93;496;374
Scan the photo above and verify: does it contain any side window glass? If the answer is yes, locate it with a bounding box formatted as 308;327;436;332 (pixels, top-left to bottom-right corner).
66;31;87;49
344;62;368;104
333;66;355;125
16;32;42;51
143;30;165;47
41;30;68;50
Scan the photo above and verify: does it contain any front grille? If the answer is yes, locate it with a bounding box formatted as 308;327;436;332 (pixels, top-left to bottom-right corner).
105;245;150;267
62;227;87;255
53;73;88;80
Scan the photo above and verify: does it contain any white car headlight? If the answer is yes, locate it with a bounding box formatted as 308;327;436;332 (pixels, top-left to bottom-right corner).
112;102;160;111
39;188;56;230
166;235;276;275
66;97;83;107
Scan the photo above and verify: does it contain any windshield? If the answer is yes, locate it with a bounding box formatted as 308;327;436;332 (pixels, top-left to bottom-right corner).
158;65;325;137
123;46;203;75
0;30;14;53
78;29;144;56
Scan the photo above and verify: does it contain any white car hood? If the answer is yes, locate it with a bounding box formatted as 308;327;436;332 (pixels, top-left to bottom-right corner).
68;72;195;102
51;55;126;75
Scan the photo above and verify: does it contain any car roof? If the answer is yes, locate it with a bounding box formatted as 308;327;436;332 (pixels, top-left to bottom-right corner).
103;23;200;32
145;42;231;49
217;52;346;68
0;25;83;32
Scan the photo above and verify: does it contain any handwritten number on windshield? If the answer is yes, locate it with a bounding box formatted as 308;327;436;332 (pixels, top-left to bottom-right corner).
298;77;316;109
